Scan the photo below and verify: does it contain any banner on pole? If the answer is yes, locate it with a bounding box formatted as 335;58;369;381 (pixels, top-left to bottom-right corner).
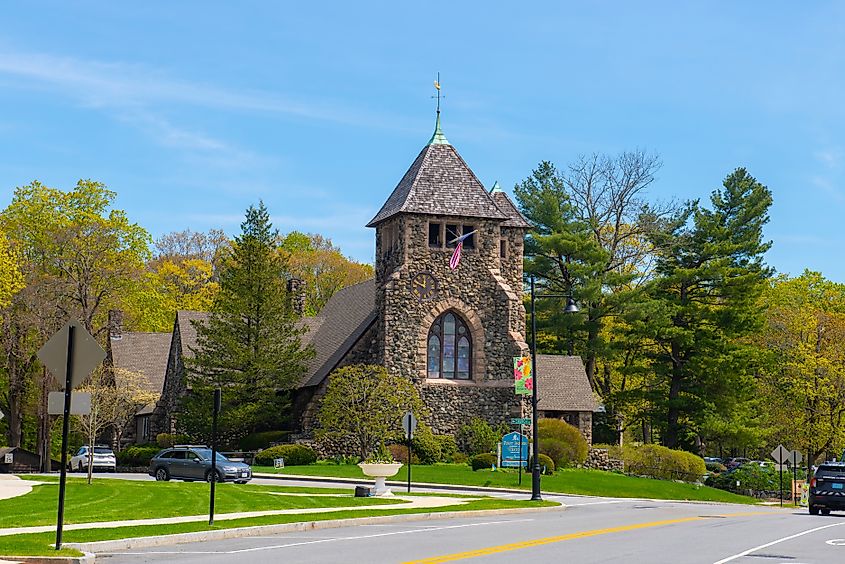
514;357;532;395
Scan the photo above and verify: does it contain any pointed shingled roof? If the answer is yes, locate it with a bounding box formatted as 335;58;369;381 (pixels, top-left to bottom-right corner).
366;117;508;227
491;187;531;229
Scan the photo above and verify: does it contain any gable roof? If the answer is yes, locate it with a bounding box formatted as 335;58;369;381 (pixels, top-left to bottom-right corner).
491;189;531;229
366;125;508;227
537;354;599;412
110;332;172;395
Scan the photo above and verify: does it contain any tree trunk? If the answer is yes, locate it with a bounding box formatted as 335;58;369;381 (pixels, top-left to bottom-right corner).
665;342;683;449
35;367;51;472
6;322;26;448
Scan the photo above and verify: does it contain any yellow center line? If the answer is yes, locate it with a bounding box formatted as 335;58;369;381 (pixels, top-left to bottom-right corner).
403;511;776;564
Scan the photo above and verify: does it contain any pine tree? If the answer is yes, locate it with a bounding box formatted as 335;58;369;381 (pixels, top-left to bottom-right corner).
182;202;313;444
632;168;772;449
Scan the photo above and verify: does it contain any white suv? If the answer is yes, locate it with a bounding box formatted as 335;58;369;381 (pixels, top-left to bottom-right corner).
69;445;117;472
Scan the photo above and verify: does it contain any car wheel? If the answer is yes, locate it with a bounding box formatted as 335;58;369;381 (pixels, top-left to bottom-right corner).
155;467;170;481
205;470;222;483
809;505;820;515
821;508;831;516
77;462;84;472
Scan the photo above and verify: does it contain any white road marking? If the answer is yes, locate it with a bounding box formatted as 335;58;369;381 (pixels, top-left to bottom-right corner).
108;519;535;556
712;521;845;563
566;500;631;507
826;538;845;546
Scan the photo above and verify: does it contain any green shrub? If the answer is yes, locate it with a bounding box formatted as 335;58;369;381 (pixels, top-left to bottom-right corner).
469;452;498;471
117;445;160;467
705;461;727;473
537;419;588;466
538;453;555;475
434;434;458;462
255;444;317;466
411;427;442;465
457;418;507;456
539;438;567;468
388;443;419;464
156;433;191;448
618;444;706;482
452;452;469;464
239;431;289;451
706;463;788;493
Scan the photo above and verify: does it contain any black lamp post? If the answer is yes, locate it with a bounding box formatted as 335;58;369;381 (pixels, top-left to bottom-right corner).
528;275;579;501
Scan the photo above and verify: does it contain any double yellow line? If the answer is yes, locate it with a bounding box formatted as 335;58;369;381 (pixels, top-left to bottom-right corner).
404;512;772;563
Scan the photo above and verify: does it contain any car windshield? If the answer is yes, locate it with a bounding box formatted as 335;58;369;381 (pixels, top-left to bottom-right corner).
193;449;229;462
817;465;845;477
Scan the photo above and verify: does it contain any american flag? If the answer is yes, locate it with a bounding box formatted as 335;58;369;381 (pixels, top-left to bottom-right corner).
448;230;476;270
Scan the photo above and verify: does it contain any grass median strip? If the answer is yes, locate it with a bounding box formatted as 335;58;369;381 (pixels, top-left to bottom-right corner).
256;463;756;504
1;497;558;557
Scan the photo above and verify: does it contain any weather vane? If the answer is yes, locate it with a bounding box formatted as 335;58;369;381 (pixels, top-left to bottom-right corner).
432;72;444;114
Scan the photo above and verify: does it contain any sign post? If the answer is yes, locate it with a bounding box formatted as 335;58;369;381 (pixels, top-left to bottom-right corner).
210;388;221;525
788;450;803;505
36;320;105;550
510;418;530;485
771;444;790;508
402;411;417;493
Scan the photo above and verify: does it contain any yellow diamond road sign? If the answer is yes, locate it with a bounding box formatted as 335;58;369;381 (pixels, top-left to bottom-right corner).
37;320;106;390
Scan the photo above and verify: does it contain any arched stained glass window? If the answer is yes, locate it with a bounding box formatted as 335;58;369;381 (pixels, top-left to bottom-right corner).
426;311;472;380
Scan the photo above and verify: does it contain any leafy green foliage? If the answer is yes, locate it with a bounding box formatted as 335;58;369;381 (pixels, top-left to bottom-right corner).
239;430;289;451
434;434;458;462
537;419;588;466
255;444;317;466
317;364;426;460
537;453;555;474
410;425;441;465
457;418;508;456
182;202;314;446
116;445;161;467
156;433;191;448
706;463;789;493
608;444;706;482
469;452;498;471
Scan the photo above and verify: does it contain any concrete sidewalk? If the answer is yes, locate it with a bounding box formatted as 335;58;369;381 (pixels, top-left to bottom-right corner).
0;475;52;501
0;494;470;537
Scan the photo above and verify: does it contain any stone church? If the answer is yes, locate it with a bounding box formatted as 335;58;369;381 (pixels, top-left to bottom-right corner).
115;112;598;446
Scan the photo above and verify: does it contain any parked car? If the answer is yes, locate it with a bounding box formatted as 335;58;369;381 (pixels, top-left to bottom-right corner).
809;462;845;515
149;445;252;483
69;445;116;472
726;457;750;470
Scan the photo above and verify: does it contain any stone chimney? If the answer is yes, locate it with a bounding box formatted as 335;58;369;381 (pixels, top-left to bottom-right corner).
287;278;306;316
108;309;124;340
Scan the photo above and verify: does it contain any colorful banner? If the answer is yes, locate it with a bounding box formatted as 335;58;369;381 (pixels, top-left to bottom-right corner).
513;356;532;395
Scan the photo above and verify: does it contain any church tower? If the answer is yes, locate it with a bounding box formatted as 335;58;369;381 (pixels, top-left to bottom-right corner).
366;112;531;432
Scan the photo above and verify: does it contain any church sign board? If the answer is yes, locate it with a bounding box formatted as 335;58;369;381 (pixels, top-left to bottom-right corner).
513;357;532;395
500;431;529;468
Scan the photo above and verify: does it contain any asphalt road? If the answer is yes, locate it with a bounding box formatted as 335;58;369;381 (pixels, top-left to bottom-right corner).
84;475;845;564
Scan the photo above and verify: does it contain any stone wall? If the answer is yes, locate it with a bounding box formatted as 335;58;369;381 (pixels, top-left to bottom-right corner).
583;448;624;472
420;381;522;435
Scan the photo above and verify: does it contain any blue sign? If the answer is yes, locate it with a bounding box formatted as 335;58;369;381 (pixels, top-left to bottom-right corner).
501;432;529;468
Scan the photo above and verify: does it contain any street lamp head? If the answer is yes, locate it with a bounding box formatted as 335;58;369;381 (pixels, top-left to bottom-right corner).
564;297;579;314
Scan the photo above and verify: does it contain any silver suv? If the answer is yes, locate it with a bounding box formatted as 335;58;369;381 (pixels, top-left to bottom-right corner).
149;445;252;483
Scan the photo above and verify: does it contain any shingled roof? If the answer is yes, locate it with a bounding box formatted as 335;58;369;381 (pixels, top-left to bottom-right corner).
536;354;599;412
110;332;172;395
490;184;531;228
366;118;508;227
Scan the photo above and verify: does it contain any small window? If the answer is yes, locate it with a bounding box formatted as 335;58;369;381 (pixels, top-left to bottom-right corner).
500;239;507;258
428;222;442;248
462;225;475;249
446;224;460;247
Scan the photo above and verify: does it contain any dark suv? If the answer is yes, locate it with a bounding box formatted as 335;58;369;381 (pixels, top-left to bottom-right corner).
149;445;252;483
809;462;845;515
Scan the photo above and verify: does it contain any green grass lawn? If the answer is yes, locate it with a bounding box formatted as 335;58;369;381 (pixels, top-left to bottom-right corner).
1;478;556;557
256;463;755;504
3;475;400;528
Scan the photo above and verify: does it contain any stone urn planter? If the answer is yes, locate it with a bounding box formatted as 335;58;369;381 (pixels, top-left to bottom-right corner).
358;462;403;496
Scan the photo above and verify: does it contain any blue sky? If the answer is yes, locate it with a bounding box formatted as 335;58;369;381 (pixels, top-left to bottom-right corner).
1;2;844;281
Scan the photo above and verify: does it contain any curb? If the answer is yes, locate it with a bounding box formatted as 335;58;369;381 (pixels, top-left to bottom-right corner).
0;553;94;564
66;505;562;553
253;472;545;496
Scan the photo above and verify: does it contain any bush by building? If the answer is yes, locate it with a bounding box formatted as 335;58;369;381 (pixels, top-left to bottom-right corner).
156;433;191;448
469;452;498;471
538;453;555;475
239;430;289;451
607;443;706;482
255;444;317;466
537;418;588;467
457;418;507;456
117;445;161;467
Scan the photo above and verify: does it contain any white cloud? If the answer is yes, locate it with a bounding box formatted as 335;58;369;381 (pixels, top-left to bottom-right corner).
815;148;844;169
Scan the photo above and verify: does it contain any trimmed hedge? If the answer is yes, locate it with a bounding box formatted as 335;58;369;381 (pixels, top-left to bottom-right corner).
255;444;317;466
239;431;289;451
608;444;706;482
538;453;555;475
117;445;160;467
537;419;588;467
156;433;191;448
469;452;498;471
